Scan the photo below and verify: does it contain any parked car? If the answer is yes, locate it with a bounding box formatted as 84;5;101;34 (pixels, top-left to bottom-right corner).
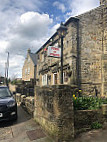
0;86;17;121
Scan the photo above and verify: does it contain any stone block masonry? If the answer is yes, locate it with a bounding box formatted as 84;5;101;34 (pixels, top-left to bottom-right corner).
36;0;107;96
34;85;75;142
74;109;106;135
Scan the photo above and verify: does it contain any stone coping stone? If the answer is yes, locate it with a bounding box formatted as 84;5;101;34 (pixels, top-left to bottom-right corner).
21;95;26;98
35;85;77;90
16;93;21;96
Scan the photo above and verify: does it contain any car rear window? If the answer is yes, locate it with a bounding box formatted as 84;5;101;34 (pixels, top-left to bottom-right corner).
0;87;12;98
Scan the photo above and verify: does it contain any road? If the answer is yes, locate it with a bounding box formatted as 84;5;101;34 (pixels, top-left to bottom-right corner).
0;105;54;142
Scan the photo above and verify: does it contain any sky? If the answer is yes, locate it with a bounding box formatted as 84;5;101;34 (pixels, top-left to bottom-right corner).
0;0;100;79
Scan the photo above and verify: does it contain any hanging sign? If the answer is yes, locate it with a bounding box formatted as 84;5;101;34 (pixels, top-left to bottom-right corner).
48;46;61;58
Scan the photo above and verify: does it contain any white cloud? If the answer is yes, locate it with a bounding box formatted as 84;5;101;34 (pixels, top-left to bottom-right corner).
53;1;66;13
0;0;43;12
16;12;53;38
7;12;53;54
9;55;25;78
50;23;60;35
67;0;100;17
0;10;53;78
0;0;100;78
0;41;9;53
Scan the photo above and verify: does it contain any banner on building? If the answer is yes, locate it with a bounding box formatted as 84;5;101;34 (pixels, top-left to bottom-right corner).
48;46;61;58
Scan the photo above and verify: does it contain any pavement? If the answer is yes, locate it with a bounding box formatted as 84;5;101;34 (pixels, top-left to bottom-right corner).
0;105;107;142
0;105;54;142
73;123;107;142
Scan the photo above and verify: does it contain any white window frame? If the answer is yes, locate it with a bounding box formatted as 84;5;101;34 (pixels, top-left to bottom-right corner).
42;74;47;86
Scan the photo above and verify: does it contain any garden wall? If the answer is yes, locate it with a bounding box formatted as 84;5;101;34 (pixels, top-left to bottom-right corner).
9;84;17;93
12;84;107;141
74;109;106;135
15;93;34;116
34;85;75;142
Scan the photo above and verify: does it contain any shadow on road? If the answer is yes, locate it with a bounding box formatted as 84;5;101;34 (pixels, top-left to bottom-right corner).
0;105;31;128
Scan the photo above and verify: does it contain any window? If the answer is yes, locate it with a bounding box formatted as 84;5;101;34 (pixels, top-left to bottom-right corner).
63;72;68;83
28;67;30;75
28;57;30;63
41;53;44;62
25;69;27;75
42;74;47;86
38;55;39;59
67;41;69;48
53;73;57;85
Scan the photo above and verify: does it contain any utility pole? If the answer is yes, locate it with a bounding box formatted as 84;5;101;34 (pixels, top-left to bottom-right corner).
7;52;9;81
5;52;9;86
5;62;7;85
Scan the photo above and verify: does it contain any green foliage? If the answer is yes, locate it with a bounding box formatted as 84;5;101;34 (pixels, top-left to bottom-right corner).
73;96;107;110
11;79;22;85
91;122;102;129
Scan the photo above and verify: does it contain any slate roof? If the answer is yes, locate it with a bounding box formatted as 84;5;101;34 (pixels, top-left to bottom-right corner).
29;53;37;66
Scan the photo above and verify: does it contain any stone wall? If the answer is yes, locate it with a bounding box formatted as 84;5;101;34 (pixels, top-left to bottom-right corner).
9;83;34;96
15;93;34;116
74;109;106;135
36;18;79;87
77;6;103;96
9;84;17;93
34;85;75;142
25;96;34;115
35;1;107;96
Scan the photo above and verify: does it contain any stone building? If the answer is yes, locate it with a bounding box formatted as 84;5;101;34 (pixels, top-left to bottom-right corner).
22;49;37;82
36;0;107;96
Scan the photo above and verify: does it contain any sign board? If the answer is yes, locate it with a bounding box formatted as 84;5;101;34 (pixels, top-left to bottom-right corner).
48;46;61;58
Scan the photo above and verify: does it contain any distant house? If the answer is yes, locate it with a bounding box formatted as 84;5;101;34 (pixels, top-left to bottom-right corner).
22;49;37;82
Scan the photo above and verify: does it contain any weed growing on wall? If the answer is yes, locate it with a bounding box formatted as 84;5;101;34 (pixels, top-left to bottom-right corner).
91;122;102;129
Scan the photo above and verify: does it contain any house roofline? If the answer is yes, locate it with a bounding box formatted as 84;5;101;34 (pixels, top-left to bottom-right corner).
36;17;79;54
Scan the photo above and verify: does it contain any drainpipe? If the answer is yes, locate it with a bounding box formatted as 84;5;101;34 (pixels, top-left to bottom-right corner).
101;4;104;96
76;19;81;89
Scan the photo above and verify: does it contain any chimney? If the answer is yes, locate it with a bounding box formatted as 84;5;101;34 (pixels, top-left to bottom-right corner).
27;48;31;53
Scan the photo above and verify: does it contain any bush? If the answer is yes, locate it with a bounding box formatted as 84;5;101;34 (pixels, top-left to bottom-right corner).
91;122;102;129
11;79;22;85
73;96;106;110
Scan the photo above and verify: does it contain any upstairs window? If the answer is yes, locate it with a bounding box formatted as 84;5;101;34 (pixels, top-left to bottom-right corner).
38;55;39;59
28;57;30;63
41;53;44;62
25;69;27;75
28;67;30;75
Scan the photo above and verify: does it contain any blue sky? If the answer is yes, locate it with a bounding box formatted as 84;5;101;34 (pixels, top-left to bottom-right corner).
0;0;100;78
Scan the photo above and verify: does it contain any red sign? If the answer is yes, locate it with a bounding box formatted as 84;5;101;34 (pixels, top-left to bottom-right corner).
48;46;61;58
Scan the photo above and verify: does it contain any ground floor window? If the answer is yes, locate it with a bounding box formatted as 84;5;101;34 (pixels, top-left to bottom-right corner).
42;74;47;86
53;73;57;85
63;72;68;83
